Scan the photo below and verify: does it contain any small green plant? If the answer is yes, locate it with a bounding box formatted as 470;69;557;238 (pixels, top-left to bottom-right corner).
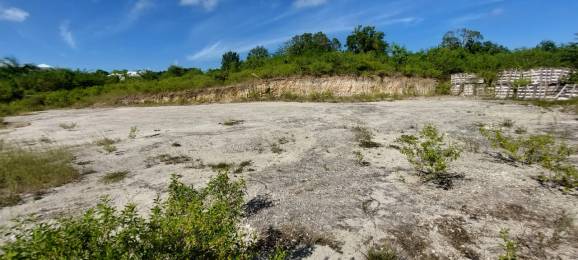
234;160;253;174
514;126;527;134
395;124;461;178
366;243;399;260
271;143;284;154
95;137;120;153
501;119;514;128
209;162;234;172
353;126;381;148
354;151;370;166
128;126;139;139
59;122;77;130
222;119;244;126
1;172;250;259
498;229;518;260
100;171;129;184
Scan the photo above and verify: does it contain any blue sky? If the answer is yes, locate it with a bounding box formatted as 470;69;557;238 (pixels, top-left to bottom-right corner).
0;0;577;71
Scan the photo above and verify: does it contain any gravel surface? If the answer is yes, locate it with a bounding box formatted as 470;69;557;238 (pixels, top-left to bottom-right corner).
1;97;577;259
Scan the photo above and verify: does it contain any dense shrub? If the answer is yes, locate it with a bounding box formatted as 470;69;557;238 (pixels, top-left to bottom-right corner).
1;172;254;259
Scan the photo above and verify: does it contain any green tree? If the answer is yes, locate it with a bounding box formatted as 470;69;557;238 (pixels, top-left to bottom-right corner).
165;65;186;77
221;51;241;71
346;25;387;54
537;40;558;52
245;46;270;68
441;29;485;53
441;31;461;49
282;32;339;55
390;43;409;69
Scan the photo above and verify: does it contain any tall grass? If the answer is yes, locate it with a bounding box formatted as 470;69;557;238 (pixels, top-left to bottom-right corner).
0;141;78;207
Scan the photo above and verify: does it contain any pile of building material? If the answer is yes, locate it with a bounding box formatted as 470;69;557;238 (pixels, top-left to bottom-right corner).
450;73;490;96
451;68;576;100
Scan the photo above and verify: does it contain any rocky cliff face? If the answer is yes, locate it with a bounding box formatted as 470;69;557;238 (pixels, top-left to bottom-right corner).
118;76;438;105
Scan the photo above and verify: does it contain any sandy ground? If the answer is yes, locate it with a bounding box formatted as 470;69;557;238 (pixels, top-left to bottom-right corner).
1;97;577;259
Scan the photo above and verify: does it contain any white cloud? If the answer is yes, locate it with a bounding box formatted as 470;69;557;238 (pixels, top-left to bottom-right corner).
180;0;219;11
129;0;154;20
294;0;328;8
37;64;53;69
0;7;29;22
59;21;77;49
187;41;223;61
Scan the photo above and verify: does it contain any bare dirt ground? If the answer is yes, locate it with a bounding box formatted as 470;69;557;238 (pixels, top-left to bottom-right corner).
1;97;577;259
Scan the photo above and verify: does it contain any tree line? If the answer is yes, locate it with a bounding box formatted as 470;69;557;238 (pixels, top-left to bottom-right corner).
1;26;577;114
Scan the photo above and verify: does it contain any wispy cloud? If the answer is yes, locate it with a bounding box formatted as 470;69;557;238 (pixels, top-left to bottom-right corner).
180;0;219;11
59;21;77;49
128;0;154;22
98;0;154;35
186;35;290;62
451;8;504;25
0;6;29;22
294;0;328;8
187;41;223;61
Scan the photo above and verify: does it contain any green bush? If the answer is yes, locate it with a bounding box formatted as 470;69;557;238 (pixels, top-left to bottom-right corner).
435;81;452;95
395;124;461;178
1;172;254;259
480;128;577;189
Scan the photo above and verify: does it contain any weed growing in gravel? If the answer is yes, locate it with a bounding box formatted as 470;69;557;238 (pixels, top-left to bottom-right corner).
221;119;244;126
1;172;255;259
95;137;120;153
271;143;284;154
100;171;129;184
366;244;399;260
0;141;78;208
395;124;461;181
501;119;514;128
234;160;253;174
354;151;370;166
353;126;381;148
59;122;77;130
498;229;518;260
209;162;234;171
480;128;577;190
128;126;139;139
514;126;527;134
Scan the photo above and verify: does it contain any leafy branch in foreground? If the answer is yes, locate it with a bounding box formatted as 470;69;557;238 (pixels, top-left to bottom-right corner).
395;124;461;183
480;127;577;190
1;172;252;259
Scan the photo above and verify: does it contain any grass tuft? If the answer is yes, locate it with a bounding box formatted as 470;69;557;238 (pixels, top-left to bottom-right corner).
59;122;78;130
353;126;381;148
100;171;129;184
0;141;79;208
95;137;120;153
